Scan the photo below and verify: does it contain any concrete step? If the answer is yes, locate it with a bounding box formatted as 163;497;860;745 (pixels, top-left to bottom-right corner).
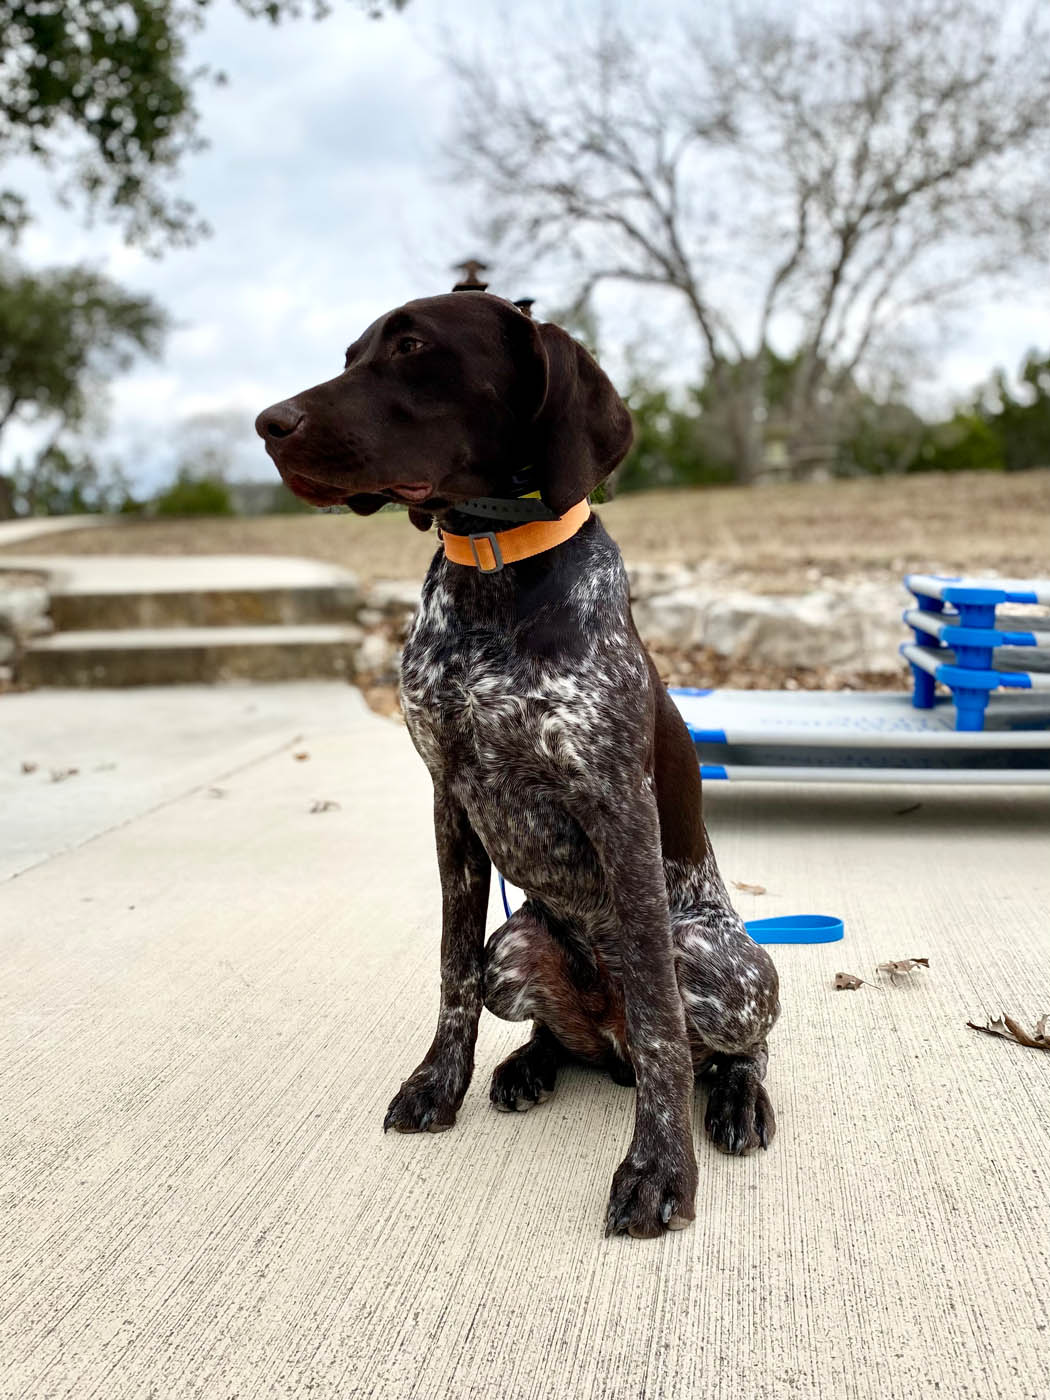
22;624;364;688
4;555;361;630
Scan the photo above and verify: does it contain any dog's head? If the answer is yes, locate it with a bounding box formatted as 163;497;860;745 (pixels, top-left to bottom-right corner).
254;292;632;527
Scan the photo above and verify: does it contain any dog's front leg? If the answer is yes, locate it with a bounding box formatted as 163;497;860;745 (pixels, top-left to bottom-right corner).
577;786;698;1238
384;781;490;1134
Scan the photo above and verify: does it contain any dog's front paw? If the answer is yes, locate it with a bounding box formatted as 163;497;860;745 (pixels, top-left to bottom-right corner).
383;1068;461;1135
605;1149;697;1240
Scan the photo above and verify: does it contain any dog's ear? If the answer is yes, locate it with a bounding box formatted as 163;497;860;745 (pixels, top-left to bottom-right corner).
526;322;633;516
344;492;389;516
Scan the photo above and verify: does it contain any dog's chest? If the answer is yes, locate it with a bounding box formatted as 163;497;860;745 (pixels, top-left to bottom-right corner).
400;615;589;784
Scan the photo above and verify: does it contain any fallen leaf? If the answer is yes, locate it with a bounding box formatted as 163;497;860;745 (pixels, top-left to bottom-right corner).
49;767;79;783
310;799;341;814
834;971;881;991
876;958;929;980
966;1014;1050;1052
206;787;228;799
293;751;310;761
20;760;37;775
733;881;767;895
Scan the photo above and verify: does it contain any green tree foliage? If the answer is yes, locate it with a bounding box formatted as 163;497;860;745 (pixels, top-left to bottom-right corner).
153;467;233;516
977;352;1050;472
0;0;409;248
0;258;167;444
8;443;138;515
913;414;1005;475
616;381;731;494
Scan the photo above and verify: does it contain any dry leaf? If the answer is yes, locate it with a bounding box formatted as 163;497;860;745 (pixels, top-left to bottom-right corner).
733;881;767;896
20;760;37;775
206;787;227;799
293;751;310;761
309;799;341;814
876;957;929;980
834;971;880;991
966;1014;1050;1052
49;767;79;783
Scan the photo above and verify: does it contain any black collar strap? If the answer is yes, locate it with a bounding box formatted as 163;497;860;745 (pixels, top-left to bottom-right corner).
450;494;559;524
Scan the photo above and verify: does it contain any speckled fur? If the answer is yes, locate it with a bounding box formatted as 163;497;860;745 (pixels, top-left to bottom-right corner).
390;513;780;1237
255;291;780;1239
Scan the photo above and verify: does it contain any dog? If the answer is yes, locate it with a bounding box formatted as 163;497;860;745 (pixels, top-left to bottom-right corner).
255;291;780;1239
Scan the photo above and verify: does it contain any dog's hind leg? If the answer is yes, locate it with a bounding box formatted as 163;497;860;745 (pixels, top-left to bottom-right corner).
489;1023;563;1112
483;901;629;1103
668;856;780;1154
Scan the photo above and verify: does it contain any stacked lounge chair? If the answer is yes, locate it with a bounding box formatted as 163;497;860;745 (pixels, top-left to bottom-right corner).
669;574;1050;784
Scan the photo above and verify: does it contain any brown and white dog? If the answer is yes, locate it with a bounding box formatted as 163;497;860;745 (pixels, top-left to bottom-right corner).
256;292;779;1239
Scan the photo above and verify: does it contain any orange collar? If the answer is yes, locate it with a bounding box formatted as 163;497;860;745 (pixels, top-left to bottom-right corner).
440;499;591;573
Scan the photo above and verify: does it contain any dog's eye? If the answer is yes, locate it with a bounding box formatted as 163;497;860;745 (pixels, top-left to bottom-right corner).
394;336;424;356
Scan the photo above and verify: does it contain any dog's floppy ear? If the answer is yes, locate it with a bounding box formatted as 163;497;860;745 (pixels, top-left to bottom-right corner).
527;322;633;516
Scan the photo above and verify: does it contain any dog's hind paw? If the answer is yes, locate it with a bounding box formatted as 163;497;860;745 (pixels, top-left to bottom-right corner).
489;1036;559;1113
703;1056;776;1155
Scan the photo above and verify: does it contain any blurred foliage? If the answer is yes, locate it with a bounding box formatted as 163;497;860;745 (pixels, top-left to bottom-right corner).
614;346;1050;493
616;380;731;493
6;443;139;516
0;0;410;249
913;414;1005;475
976;351;1050;473
0;258;167;435
153;468;233;516
265;481;316;513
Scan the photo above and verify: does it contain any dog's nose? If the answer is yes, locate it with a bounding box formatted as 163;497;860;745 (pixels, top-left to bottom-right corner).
255;401;305;441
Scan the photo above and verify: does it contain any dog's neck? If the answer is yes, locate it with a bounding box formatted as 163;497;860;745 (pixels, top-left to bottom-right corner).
439;464;559;536
430;511;617;634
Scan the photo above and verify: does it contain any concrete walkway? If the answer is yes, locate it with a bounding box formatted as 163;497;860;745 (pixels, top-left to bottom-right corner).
2;685;1049;1399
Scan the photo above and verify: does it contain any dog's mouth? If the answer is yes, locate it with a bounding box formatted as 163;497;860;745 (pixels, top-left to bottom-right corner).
279;470;355;507
279;468;437;509
380;481;434;504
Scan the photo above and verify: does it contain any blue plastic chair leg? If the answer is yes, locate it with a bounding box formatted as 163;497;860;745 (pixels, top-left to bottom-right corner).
953;686;990;732
910;662;937;710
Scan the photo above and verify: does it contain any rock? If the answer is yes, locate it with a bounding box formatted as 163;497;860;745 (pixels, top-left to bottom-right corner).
632;587;716;649
626;562;698;600
356;631;401;682
700;587;903;674
365;579;422;619
0;584;51;639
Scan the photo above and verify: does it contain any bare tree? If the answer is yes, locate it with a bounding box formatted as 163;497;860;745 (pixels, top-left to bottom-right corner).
445;0;1050;481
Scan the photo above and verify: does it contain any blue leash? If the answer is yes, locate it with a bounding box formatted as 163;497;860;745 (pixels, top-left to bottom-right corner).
497;873;843;944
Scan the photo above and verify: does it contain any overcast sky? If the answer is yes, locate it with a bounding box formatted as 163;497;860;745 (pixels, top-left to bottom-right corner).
9;0;1050;490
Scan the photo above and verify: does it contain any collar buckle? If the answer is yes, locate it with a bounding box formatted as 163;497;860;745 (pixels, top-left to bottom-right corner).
468;531;505;573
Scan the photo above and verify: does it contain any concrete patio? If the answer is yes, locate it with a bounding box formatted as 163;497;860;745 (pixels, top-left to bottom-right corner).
2;683;1048;1399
